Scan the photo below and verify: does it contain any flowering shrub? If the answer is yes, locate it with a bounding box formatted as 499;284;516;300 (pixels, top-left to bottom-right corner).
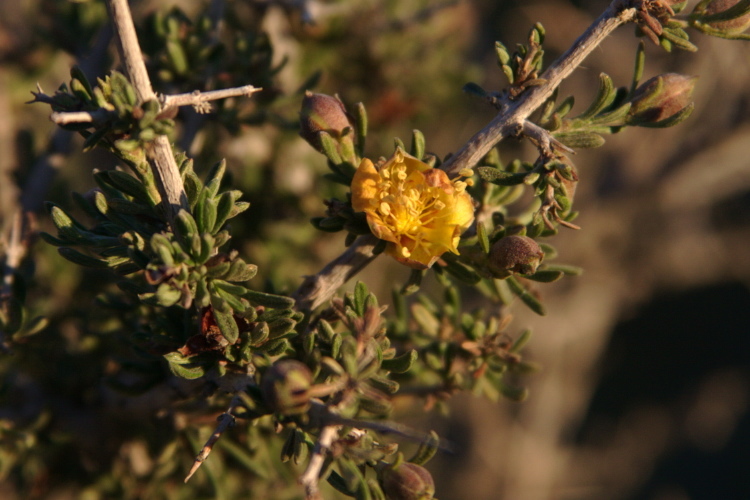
2;0;749;499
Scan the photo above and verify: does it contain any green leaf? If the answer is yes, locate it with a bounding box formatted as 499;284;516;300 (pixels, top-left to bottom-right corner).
354;102;368;158
242;289;295;309
212;190;242;232
511;329;532;353
477;167;528;186
578;73;616;119
213;307;239;344
506;276;545;316
410;129;426;159
635;103;695;128
661;27;698;52
554;130;606;149
524;269;564;283
224;259;258;282
319;131;342;164
194;188;218;235
408;430;440;466
155;283;182;307
542;263;583;275
476;220;491;254
58;247;109;268
312;216;346;232
175;209;199;243
589;102;631;126
164;352;207;380
353;281;368;316
48;204;85;242
268;318;297;340
212;283;247;313
205;159;226;197
381;349;417;374
631;41;646;95
498;380;529;402
441;255;481;285
400;269;424;296
554;95;575;117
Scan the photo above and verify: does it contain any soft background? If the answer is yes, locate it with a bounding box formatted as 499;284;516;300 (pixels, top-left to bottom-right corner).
1;0;749;499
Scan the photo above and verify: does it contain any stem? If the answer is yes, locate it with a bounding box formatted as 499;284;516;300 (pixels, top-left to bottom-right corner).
440;0;636;177
292;0;638;309
299;424;339;500
105;0;189;225
292;235;380;311
0;212;32;352
184;396;241;483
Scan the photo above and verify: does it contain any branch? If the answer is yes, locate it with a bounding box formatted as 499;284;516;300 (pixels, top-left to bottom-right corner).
184;396;241;483
299;423;339;500
1;212;33;352
49;109;115;125
292;0;638;310
105;0;188;224
159;85;262;113
292;235;380;311
440;0;636;177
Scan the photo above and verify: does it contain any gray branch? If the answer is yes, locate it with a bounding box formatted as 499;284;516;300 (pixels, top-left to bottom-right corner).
105;0;189;224
159;85;262;112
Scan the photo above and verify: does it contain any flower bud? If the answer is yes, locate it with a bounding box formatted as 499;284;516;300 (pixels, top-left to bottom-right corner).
299;91;352;153
261;360;313;415
627;73;697;125
488;235;544;276
381;462;435;500
703;0;750;34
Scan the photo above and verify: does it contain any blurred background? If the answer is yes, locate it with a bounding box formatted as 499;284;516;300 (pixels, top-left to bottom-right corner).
1;0;749;499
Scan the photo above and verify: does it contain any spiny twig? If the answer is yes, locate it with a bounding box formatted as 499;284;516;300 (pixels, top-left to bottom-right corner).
299;423;339;500
46;85;263;125
159;85;262;113
184;396;241;483
0;212;33;352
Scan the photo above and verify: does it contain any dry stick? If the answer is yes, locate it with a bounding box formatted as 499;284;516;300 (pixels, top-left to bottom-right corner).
0;213;31;352
299;424;339;499
292;0;638;311
159;85;262;112
105;0;189;225
49;108;115;125
48;86;262;125
184;396;241;483
292;234;380;311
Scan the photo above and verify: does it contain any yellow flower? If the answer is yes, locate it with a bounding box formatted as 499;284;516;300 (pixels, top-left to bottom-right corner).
351;149;475;269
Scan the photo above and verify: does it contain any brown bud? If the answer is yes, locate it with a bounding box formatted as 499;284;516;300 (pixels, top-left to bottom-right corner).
489;235;544;276
381;462;435;500
261;360;313;415
704;0;750;34
627;73;697;125
299;91;352;152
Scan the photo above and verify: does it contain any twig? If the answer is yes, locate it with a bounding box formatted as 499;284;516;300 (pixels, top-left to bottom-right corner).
299;423;339;500
440;0;636;177
49;109;115;125
522;120;576;156
106;0;189;224
184;396;241;483
292;234;380;311
1;212;32;352
292;0;639;310
159;85;262;113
